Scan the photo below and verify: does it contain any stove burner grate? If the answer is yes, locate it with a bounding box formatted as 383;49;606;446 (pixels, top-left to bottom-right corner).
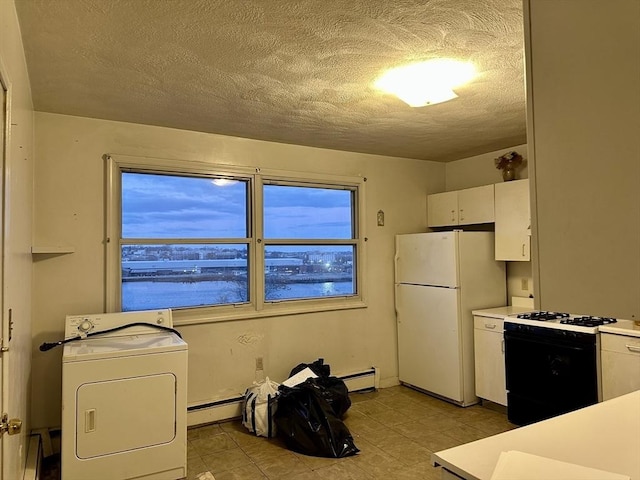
560;316;617;327
516;311;570;321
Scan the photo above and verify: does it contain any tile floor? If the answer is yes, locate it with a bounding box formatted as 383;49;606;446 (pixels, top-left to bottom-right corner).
42;385;518;480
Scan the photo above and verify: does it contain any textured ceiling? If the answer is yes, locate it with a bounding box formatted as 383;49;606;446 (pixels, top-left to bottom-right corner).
14;0;526;162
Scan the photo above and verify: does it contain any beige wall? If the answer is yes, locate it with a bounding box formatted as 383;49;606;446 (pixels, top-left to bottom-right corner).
525;0;640;319
0;0;35;476
31;112;444;428
444;144;528;191
444;144;533;303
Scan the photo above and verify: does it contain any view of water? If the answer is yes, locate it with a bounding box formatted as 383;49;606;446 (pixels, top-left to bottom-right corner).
122;280;354;311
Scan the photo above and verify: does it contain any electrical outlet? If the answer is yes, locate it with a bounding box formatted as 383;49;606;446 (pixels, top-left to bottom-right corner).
255;357;263;370
521;278;529;290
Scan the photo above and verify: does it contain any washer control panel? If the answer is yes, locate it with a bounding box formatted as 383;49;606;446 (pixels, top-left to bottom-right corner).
64;309;172;339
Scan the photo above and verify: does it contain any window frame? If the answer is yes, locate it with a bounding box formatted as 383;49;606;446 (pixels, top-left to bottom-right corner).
106;154;367;325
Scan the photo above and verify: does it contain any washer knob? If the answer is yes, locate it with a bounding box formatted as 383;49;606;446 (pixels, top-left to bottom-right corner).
78;319;94;333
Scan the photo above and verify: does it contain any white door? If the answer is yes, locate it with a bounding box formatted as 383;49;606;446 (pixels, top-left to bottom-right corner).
1;57;28;480
396;283;463;402
395;232;459;287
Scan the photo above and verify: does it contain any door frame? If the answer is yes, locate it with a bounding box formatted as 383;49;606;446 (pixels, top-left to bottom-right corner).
0;51;10;480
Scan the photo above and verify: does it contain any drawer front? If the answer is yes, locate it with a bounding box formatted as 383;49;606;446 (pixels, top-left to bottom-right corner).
601;333;640;355
474;315;504;333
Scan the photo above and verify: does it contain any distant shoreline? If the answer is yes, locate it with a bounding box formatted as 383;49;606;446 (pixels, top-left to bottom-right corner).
122;273;352;284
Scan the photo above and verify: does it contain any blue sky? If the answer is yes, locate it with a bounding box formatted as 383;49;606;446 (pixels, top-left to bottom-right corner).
122;172;353;239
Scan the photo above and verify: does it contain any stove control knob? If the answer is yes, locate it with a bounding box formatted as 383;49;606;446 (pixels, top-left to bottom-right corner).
78;318;94;333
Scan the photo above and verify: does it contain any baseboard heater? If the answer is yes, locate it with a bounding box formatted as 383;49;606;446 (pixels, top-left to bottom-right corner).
187;366;378;427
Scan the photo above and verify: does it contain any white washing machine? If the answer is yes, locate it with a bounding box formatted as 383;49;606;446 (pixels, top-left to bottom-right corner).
61;309;188;480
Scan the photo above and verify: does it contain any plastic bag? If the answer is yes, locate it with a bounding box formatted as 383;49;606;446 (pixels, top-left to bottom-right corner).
288;359;351;418
275;378;359;458
289;358;331;378
242;377;279;438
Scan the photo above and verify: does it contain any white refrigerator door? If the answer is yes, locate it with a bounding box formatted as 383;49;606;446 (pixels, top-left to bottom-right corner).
395;232;459;287
396;283;463;402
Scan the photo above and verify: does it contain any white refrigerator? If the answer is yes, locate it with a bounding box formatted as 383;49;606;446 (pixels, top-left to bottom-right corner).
395;231;506;406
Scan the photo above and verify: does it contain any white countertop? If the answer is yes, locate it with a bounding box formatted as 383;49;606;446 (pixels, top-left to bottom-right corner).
432;390;640;480
472;305;535;319
600;319;640;338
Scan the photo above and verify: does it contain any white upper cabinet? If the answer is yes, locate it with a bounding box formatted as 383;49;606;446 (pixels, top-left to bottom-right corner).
428;185;494;227
495;179;530;261
427;191;458;226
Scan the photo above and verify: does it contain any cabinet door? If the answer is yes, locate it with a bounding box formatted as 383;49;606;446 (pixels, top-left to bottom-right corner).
473;316;507;405
495;180;530;261
458;185;495;225
601;333;640;401
428;191;458;227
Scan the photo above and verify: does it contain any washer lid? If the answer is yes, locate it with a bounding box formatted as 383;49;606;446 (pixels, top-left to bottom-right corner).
62;332;187;362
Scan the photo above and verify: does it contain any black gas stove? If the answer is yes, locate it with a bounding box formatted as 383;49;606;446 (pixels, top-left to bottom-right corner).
505;310;616;425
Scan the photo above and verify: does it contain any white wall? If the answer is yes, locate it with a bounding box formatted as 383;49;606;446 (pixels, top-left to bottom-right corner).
31;112;444;428
444;144;533;302
0;0;35;476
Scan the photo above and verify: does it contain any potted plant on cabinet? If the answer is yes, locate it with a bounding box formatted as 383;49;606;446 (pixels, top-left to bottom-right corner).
495;151;524;181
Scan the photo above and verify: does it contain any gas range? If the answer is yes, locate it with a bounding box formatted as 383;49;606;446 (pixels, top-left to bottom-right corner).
504;310;608;425
505;311;617;334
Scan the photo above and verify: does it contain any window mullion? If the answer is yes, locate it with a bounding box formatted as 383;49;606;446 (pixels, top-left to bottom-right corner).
254;174;265;311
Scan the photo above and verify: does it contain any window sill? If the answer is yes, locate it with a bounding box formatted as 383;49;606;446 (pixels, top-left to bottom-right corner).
172;299;367;326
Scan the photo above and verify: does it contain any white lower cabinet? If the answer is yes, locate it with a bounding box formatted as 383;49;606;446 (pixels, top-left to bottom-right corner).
473;315;507;406
601;332;640;401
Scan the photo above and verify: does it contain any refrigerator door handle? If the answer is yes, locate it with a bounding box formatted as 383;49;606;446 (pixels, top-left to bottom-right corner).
394;251;400;283
394;283;399;318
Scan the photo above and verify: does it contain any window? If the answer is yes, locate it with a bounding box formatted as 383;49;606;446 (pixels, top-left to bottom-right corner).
263;183;357;301
106;155;365;320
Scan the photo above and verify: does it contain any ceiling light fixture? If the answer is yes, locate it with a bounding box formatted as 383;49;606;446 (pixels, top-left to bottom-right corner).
374;59;476;107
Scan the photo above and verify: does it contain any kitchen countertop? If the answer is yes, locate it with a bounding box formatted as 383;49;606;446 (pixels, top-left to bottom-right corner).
431;390;640;480
472;305;535;319
600;319;640;338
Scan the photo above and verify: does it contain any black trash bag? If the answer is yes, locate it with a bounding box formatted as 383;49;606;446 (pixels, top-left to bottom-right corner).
275;379;359;458
288;359;351;418
312;375;351;419
289;358;331;378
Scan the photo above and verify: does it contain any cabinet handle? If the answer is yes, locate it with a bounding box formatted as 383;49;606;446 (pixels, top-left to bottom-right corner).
459;209;464;221
501;339;505;353
522;243;525;257
626;345;640;353
451;210;456;222
484;323;497;329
